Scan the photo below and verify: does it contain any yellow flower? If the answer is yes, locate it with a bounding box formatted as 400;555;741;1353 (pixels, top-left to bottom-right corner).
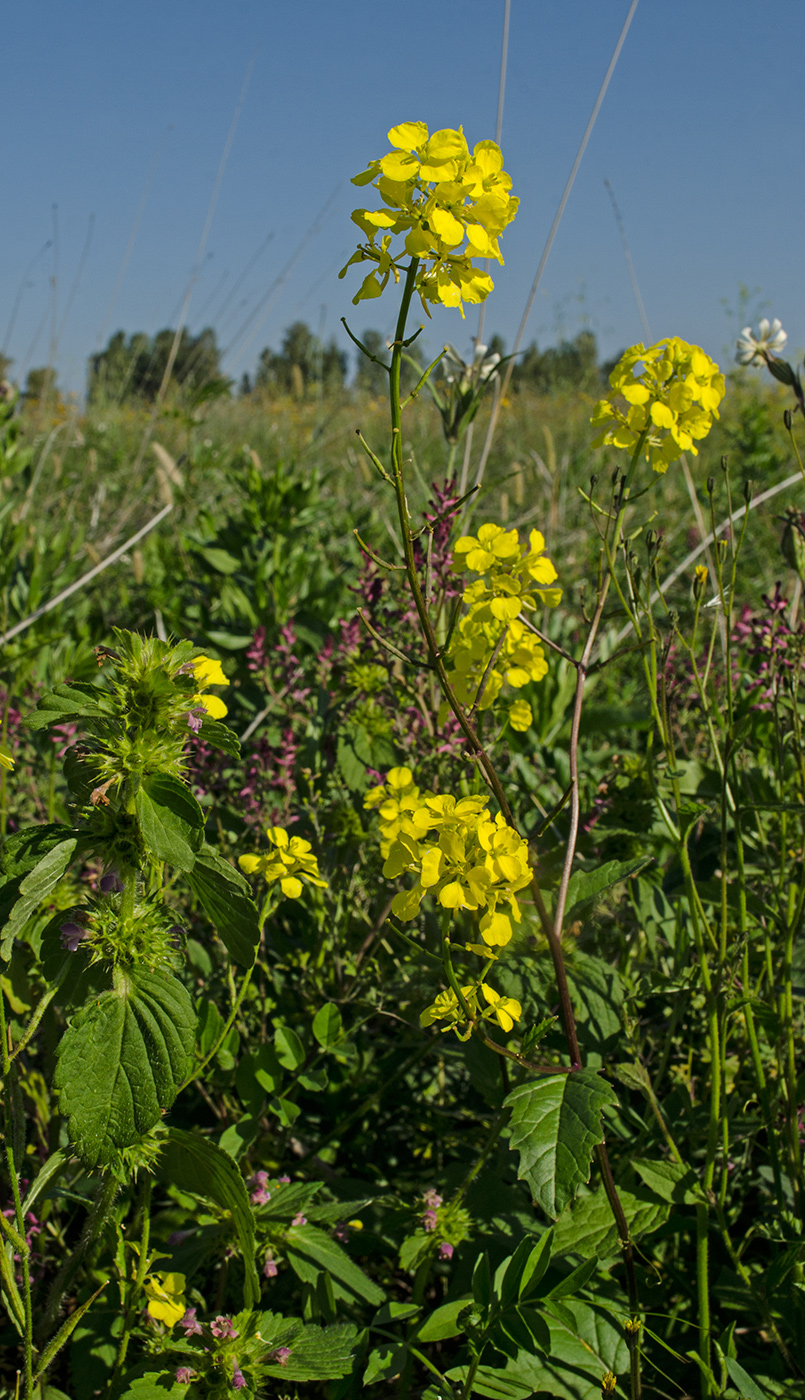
192;654;229;720
0;743;14;772
591;338;725;473
420;984;479;1037
508;699;532;732
480;984;522;1033
340;121;518;319
239;825;327;899
144;1271;186;1327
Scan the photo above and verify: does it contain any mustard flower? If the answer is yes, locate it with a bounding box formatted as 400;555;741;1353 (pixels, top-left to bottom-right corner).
340;121;518;319
0;743;13;772
144;1271;187;1328
591;338;725;472
238;825;327;899
420;980;522;1037
379;780;532;947
364;765;433;857
480;984;522;1032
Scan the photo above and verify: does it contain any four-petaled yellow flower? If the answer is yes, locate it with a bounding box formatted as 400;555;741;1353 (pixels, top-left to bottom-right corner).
420;981;522;1038
192;655;230;721
144;1271;187;1328
340;121;518;319
239;825;327;900
591;338;725;473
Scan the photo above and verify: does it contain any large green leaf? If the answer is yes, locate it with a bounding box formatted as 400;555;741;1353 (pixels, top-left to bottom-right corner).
553;1185;668;1260
564;857;653;926
285;1223;385;1305
159;1127;260;1308
54;968;195;1167
135;773;205;871
0;834;79;960
504;1071;618;1218
250;1312;359;1382
631;1157;702;1205
186;846;261;967
472;1298;628;1400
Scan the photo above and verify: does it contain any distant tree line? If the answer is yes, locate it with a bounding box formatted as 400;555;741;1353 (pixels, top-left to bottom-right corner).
14;322;607;407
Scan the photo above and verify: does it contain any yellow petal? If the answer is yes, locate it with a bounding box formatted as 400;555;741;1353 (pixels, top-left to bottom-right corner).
388;121;428;150
430;208;464;246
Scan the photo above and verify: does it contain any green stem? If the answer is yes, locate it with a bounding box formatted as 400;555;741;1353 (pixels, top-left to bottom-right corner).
0;985;34;1398
107;1178;152;1395
41;1173;119;1338
182;964;254;1090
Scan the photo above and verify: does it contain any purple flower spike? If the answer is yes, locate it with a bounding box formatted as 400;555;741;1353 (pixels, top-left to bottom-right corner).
99;871;123;894
211;1315;238;1340
59;922;86;953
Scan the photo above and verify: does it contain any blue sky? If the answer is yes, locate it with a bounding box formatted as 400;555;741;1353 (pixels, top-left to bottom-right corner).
2;1;801;395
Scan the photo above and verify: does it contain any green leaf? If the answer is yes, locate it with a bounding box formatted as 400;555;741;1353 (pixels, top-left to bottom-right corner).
218;1114;260;1160
261;1319;358;1381
0;834;79;959
25;681;114;731
632;1157;702;1205
135;773;204;871
196;716;241;758
564;857;653;925
21;1150;68;1217
54;968;195;1168
186;845;261;967
116;1372;193;1400
486;1298;629;1400
275;1023;305;1069
285;1223;385;1305
159;1127;260;1308
552;1186;668;1261
416;1298;470;1342
365;1343;407;1385
34;1282;108;1383
504;1071;618;1218
724;1357;770;1400
446;1365;533;1399
312;1002;343;1048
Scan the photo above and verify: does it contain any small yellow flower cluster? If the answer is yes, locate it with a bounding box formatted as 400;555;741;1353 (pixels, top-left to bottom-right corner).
192;655;230;721
340;121;518;319
591;338;725;473
447;524;561;733
368;773;532;948
420;982;522;1037
239;825;327;900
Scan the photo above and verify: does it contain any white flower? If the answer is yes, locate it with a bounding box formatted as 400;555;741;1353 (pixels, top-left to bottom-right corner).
735;317;788;365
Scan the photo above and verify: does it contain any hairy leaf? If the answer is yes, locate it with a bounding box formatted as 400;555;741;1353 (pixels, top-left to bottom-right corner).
25;682;115;731
135;773;204;871
504;1071;618;1218
159;1127;260;1308
54;968;195;1167
0;833;79;960
186;846;261;966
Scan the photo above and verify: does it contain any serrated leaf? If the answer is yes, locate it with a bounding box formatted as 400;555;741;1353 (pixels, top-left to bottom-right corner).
186;845;261;967
481;1298;628;1400
504;1071;618;1218
135;773;204;871
552;1186;668;1260
54;968;195;1168
116;1372;192;1400
262;1320;358;1381
284;1223;385;1305
565;857;653;924
196;717;241;758
632;1157;702;1205
312;1002;343;1048
159;1127;259;1308
25;682;114;731
1;835;78;960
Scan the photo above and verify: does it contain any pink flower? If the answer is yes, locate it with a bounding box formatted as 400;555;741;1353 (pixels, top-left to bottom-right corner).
248;1170;271;1205
179;1307;203;1336
263;1254;278;1278
291;1213;307;1227
211;1315;238;1340
422;1210;438;1232
232;1366;247;1390
439;1241;455;1260
59;922;86;953
271;1347;292;1367
175;1368;195;1384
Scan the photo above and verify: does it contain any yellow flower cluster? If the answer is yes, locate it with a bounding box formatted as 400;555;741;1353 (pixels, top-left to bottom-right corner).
144;1271;186;1327
591;338;725;473
340;121;518;318
447;524;561;733
368;772;532;948
239;825;327;900
420;982;522;1037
